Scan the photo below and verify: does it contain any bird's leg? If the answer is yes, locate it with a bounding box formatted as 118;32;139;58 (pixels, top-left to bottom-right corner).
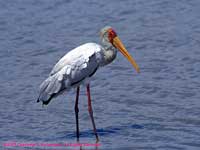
86;84;99;143
74;86;80;142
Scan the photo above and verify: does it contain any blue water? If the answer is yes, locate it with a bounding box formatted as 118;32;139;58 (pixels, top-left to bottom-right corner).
1;0;200;149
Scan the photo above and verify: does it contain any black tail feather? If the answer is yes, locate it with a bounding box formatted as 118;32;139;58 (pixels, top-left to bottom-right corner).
42;93;56;105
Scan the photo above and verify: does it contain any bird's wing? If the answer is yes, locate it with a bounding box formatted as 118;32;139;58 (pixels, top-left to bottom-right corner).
37;43;103;105
50;43;102;76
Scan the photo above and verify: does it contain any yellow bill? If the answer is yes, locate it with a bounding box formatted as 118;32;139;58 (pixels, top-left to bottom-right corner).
113;36;140;73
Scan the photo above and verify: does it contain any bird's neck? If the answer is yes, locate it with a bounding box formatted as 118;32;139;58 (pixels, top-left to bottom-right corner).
101;41;117;66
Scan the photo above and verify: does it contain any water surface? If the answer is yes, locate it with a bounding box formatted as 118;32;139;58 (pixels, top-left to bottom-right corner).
0;0;200;149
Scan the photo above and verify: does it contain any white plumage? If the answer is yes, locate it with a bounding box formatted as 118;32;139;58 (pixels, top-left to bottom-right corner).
37;43;104;104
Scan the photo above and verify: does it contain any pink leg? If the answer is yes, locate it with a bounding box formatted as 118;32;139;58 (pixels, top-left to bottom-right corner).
86;84;99;142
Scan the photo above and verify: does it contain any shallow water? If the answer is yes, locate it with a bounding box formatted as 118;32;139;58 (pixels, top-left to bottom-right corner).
1;0;200;149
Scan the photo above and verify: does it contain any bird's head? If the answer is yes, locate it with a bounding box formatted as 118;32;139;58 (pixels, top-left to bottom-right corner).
100;26;140;73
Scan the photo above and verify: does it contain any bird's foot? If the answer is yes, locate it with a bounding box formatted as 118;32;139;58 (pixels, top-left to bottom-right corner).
96;137;100;143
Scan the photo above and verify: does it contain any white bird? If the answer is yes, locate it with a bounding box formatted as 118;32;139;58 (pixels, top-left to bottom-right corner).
37;26;140;142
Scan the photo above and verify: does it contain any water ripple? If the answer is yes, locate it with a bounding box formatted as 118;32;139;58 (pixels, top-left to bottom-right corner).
1;0;200;149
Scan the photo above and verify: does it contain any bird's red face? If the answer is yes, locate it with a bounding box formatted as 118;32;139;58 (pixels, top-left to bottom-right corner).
107;28;117;44
107;28;140;73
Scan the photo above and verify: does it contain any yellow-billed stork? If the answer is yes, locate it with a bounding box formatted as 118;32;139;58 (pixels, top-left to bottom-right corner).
37;26;140;142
